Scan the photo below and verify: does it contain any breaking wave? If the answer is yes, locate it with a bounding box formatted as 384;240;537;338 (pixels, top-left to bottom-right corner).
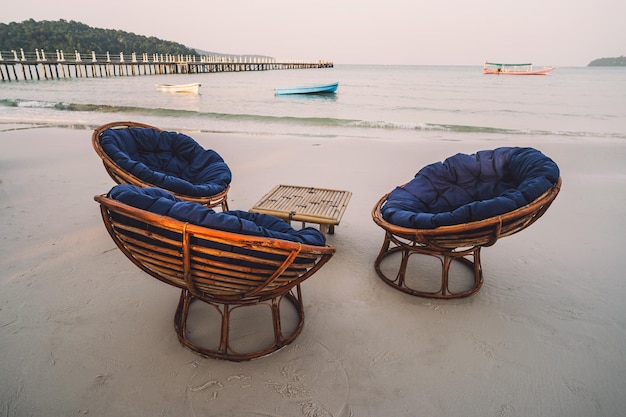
1;98;623;140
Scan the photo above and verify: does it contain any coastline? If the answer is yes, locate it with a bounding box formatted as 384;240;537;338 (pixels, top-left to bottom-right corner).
1;125;626;416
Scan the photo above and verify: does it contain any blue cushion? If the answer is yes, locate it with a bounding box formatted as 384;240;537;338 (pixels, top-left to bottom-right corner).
108;184;326;246
100;127;231;197
381;147;560;229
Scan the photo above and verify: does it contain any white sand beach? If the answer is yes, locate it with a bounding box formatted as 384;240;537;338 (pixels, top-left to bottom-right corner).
1;125;626;416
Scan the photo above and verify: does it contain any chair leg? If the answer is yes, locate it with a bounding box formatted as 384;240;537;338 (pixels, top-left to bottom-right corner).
174;289;191;338
173;287;306;361
439;248;484;298
374;232;393;272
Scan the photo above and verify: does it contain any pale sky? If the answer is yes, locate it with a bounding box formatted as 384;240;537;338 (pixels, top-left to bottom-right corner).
2;0;624;66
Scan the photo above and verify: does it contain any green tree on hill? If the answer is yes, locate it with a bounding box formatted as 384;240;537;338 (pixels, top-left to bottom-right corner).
0;19;197;56
588;56;626;66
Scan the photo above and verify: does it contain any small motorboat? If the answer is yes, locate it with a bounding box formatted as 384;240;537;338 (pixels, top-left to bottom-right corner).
274;82;338;95
155;83;201;93
483;62;554;75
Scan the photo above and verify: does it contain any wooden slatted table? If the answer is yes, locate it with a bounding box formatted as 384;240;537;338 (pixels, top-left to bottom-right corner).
250;185;352;234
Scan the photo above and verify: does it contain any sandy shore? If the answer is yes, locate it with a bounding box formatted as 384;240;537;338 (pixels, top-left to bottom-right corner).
1;124;626;416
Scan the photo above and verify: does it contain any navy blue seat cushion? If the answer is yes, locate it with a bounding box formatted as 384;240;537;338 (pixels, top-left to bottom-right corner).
108;184;326;246
100;127;231;197
381;147;560;229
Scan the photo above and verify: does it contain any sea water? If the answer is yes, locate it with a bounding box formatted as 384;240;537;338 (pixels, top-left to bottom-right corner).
1;64;625;143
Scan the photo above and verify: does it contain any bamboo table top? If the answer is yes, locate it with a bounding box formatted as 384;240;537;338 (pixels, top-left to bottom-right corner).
250;185;352;234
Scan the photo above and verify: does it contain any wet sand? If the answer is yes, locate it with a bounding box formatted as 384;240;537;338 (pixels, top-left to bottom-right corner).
1;125;625;416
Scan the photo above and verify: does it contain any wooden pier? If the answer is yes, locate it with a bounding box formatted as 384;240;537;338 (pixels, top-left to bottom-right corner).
0;49;333;81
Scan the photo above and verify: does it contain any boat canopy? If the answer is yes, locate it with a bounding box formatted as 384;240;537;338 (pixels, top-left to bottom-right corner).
485;62;532;67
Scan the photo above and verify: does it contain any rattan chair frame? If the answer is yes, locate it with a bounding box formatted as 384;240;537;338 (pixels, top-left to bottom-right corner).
92;121;230;210
371;178;561;299
95;194;335;361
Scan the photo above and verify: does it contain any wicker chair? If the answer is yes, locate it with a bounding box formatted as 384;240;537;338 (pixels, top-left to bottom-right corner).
92;121;231;210
372;147;561;299
94;192;335;361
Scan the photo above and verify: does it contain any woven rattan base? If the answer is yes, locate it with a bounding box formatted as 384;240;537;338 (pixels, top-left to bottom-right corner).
374;232;484;299
174;286;305;361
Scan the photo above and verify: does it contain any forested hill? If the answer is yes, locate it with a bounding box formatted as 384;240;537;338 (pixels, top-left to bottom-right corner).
0;19;197;56
588;56;626;66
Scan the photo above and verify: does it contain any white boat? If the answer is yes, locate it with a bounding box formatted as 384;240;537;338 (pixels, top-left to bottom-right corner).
274;82;338;95
155;83;201;93
483;62;554;75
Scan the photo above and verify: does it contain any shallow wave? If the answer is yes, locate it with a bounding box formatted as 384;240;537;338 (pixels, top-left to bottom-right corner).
2;98;624;140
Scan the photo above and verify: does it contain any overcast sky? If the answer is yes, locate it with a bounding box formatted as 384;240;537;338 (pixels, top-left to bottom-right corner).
2;0;624;66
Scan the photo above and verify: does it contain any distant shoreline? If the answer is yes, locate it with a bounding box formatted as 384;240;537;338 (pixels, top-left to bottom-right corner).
588;56;626;66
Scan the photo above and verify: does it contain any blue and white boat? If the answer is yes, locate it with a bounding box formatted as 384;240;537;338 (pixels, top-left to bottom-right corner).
274;82;338;96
